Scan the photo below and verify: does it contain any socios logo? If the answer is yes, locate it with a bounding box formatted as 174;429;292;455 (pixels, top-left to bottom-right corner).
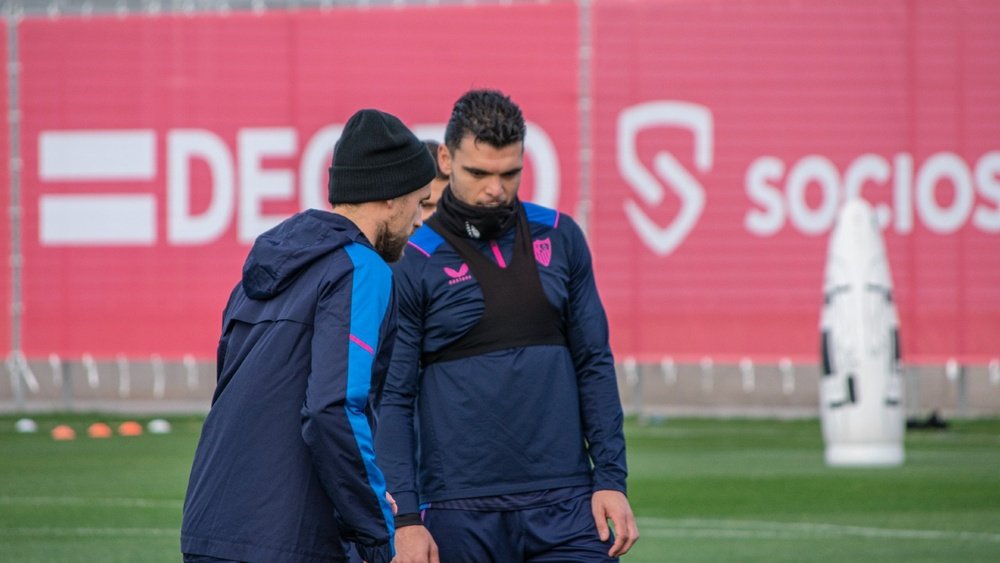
617;101;711;256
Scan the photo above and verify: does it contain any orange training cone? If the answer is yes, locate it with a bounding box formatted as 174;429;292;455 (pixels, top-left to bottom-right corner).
88;422;113;439
118;421;143;436
51;425;76;441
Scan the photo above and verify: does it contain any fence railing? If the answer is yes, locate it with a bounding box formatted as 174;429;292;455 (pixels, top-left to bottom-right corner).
5;352;1000;417
617;355;1000;420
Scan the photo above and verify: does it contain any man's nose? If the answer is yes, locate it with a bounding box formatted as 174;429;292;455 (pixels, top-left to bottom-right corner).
485;177;504;198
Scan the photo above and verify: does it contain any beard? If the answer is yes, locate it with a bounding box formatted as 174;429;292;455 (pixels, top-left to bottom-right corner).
374;221;410;263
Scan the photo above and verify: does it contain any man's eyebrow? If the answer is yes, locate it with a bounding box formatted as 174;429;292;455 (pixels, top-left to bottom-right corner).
462;165;523;175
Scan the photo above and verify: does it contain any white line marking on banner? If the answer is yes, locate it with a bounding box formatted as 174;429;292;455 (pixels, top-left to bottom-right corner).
39;130;156;180
40;194;156;245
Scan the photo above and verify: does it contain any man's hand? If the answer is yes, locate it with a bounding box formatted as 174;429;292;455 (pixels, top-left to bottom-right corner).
592;489;639;557
386;492;398;516
391;524;439;563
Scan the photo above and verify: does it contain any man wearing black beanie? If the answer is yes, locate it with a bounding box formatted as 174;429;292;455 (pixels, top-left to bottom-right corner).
182;109;434;563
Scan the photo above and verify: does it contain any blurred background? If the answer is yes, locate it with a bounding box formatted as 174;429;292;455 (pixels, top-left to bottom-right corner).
2;3;999;562
1;0;998;418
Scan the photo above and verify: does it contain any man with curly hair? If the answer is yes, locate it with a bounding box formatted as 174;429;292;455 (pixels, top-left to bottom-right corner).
377;89;638;562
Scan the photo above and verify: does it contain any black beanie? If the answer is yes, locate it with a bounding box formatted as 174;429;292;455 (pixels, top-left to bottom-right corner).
328;109;437;204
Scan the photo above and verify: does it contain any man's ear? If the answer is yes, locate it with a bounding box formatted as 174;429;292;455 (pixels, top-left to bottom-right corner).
438;143;452;177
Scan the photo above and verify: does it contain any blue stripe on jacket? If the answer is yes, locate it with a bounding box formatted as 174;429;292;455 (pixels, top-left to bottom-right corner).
344;243;396;549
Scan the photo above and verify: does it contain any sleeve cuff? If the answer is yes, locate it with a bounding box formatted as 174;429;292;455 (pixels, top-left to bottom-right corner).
393;491;420;516
592;478;627;496
355;542;393;563
394;512;423;528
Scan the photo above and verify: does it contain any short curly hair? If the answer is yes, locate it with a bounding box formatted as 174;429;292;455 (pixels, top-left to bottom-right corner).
444;89;526;152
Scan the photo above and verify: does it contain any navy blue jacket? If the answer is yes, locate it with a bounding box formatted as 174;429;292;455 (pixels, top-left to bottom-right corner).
182;210;395;563
376;203;627;517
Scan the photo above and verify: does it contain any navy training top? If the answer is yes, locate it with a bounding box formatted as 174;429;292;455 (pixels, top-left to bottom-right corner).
376;202;628;519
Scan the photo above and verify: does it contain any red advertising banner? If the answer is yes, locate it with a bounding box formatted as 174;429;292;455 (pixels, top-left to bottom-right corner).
0;22;8;357
591;0;1000;363
18;4;579;358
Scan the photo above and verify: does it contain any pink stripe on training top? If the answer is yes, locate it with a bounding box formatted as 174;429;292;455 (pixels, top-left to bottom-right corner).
490;240;507;269
407;241;430;258
553;211;561;229
349;334;374;355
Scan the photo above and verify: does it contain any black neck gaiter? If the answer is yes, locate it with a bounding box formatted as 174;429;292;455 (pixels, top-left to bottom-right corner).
433;186;518;240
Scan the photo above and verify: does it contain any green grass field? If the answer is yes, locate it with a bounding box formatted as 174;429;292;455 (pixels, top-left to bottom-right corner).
1;413;998;562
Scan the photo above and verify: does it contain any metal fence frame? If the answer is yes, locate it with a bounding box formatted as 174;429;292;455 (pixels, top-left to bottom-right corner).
2;0;997;414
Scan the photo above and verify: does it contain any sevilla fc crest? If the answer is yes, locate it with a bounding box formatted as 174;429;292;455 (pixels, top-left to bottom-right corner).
533;238;552;267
